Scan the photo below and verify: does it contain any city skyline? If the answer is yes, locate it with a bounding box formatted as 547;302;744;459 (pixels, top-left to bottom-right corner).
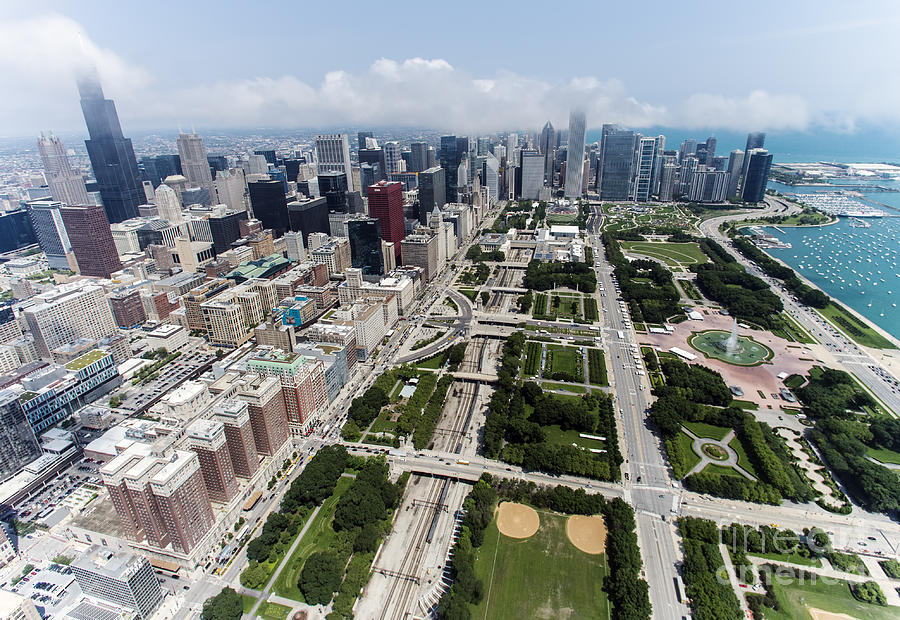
1;2;899;136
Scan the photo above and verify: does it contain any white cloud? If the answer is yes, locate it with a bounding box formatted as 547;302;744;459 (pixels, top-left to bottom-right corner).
0;13;883;135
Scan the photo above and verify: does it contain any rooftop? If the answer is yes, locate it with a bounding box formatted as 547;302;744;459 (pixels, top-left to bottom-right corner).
65;349;107;371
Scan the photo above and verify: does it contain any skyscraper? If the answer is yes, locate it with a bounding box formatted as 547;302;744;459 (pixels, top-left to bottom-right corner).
357;131;374;150
520;150;544;200
315;134;354;191
439;135;459;202
418;167;446;223
26;200;73;270
539;121;556;184
37;132;89;205
564;110;587;199
745;132;766;153
249;179;289;237
383;141;403;176
725;150;745;198
154;183;182;224
598;125;635;200
176;133;214;197
71;546;163;620
741;149;773;203
409;142;428;172
318;172;349;212
0;391;41;481
632;137;657;202
348;218;384;276
59;204;122;278
78;75;144;223
367;181;404;261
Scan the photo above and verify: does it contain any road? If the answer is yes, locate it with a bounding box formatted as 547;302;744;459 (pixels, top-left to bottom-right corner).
699;198;900;414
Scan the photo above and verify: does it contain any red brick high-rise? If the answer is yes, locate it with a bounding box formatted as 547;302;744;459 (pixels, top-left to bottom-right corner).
237;374;289;456
59;204;122;278
367;181;404;262
187;419;238;503
212;399;259;479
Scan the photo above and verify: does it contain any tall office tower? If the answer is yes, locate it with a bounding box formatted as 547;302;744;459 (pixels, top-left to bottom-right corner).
0;391;41;480
249;179;289;237
315;134;354;191
741;149;773;203
253;149;276;165
539;121;556;183
108;289;146;328
598;125;636;200
678;155;699;196
439;135;459;201
237;375;289;456
71;546;164;620
348;218;384;276
409;142;428;172
726;150;745;198
476;137;490;156
564;110;587;199
207;154;227;175
383;142;403;176
77;74;144;223
632;137;657;202
140;154;181;188
650;135;667;194
520;150;544;200
318;172;349;212
367;181;404;261
154;183;182;224
215;168;247;212
212;399;259;479
357;131;374;150
359;147;386;182
176;133;214;197
187;419;238;503
0;592;41;620
701;136;717;165
59;204;122;278
418;167;447;224
658;161;678;202
507;132;519;152
679;139;698;163
426;146;436;169
208;209;248;255
247;349;327;435
745;132;766;153
688;169;729;202
37;132;89;205
26;200;74;270
482;155;500;202
23;282;118;357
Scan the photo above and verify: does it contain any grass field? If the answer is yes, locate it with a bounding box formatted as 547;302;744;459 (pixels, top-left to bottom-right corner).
729;437;758;476
683;421;731;441
776;312;817;344
732;399;759;410
257;602;292;620
369;413;398;435
678;279;703;301
242;595;257;613
587;348;608;385
523;341;543;377
273;476;353;601
544;424;606;451
675;431;702;476
763;574;900;620
867;446;900;465
620;241;708;267
583;298;599;322
542;381;587;394
471;512;609;620
546;344;583;380
701;463;745;477
818;303;896;349
416;353;445;370
748;551;821;567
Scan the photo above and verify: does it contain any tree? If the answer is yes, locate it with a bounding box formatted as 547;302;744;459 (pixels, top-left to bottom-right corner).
201;587;243;620
354;523;381;553
299;552;343;606
108;396;121;408
480;291;489;306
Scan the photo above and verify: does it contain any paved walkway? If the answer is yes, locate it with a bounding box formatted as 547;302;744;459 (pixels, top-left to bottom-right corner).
776;428;843;508
682;428;756;480
246;503;323;618
718;543;752;618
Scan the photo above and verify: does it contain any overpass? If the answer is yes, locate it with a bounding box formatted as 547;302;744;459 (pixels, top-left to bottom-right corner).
451;371;498;383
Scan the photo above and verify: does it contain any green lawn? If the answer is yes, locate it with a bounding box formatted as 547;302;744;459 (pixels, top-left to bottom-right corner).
620;241;708;267
732;399;759;410
257;602;292;620
763;574;900;620
523;341;543;377
471;512;609;620
273;476;353;601
541;381;587;394
748;550;821;567
546;344;582;379
587;348;608;385
416;354;445;370
369;413;397;434
867;446;900;466
242;594;257;614
729;437;758;477
783;374;806;389
777;312;817;344
701;463;745;477
675;430;702;477
818;303;896;349
543;425;606;451
683;421;731;441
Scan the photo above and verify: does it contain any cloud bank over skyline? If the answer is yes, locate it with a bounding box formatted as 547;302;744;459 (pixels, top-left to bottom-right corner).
0;13;892;137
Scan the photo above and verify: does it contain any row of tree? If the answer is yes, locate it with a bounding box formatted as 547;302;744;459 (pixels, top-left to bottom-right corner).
465;246;506;262
678;517;742;620
483;332;526;457
412;375;454;449
603;498;653;620
522;259;597;293
437;476;497;619
601;233;681;323
732;236;830;308
693;264;784;328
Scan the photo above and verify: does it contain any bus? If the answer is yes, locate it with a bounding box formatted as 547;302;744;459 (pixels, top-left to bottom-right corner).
456;459;470;465
617;331;625;339
243;490;262;511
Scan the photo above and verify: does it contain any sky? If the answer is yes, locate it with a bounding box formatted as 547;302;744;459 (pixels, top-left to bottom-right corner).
2;0;900;138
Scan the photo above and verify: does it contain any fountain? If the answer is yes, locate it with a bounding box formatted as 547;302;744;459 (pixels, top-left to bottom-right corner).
724;319;739;356
688;321;774;366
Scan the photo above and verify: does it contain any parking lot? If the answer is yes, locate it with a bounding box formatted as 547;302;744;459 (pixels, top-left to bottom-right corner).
117;350;214;412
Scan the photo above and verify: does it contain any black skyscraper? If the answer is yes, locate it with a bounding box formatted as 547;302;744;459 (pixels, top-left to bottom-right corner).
348;218;384;276
359;148;386;181
209;210;249;255
745;132;766;153
287;198;330;242
0;210;36;253
249;179;289;237
418;167;446;224
254;150;277;165
358;131;374;150
741;150;773;203
318;172;349;212
409;142;428;172
78;75;144;223
440;135;459;202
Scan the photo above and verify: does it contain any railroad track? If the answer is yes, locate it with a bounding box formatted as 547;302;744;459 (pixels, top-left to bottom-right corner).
376;477;446;620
